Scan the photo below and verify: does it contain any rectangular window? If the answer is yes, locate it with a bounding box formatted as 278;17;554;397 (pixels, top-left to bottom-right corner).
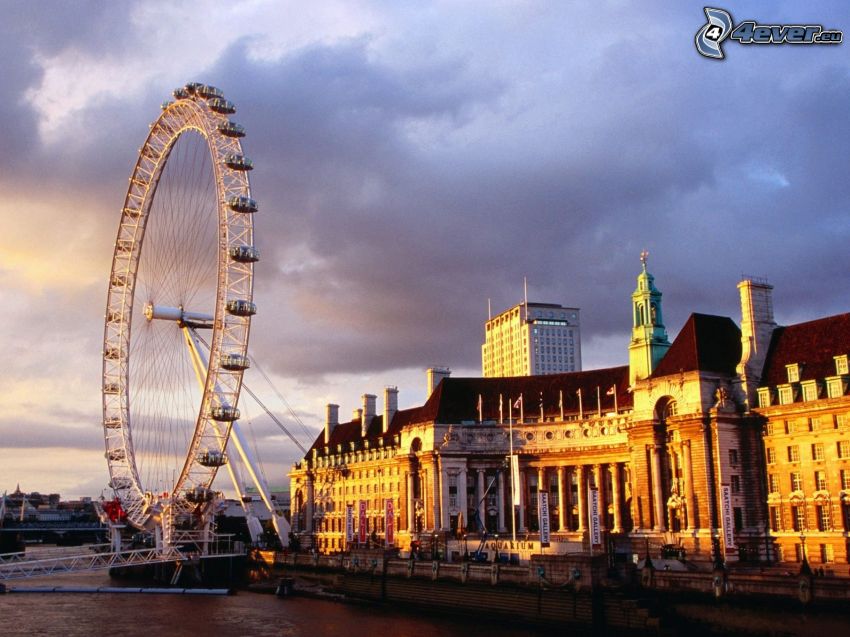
785;420;794;434
769;506;781;532
787;445;800;462
838;441;850;459
765;421;775;436
779;386;794;405
767;448;776;464
836;355;849;375
786;364;800;383
792;504;806;532
821;544;835;564
817;504;831;531
815;470;827;491
729;449;739;465
731;474;741;494
757;388;772;408
802;382;819;402
794;543;803;562
769;474;780;493
733;507;743;531
841;469;850;490
828;378;845;399
843;504;850;531
837;414;849;429
790;472;803;492
812;443;825;461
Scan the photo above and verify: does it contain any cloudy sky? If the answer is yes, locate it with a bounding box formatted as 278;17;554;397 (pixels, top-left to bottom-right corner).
1;1;847;498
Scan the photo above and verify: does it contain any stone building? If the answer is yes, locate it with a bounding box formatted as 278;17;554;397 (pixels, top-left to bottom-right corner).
290;260;850;568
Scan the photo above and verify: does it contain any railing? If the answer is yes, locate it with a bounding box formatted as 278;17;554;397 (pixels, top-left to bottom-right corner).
0;535;243;581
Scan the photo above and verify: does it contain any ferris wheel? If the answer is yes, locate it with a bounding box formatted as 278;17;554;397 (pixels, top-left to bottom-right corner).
101;83;284;544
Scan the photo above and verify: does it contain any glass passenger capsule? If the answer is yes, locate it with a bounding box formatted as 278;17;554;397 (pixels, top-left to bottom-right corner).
227;195;258;213
160;100;173;110
106;449;126;461
185;487;216;503
226;299;257;316
224;154;253;171
173;87;189;99
184;82;203;93
211;405;240;421
217;121;245;138
229;245;260;263
110;477;132;490
197;450;227;467
208;98;236;114
104;347;121;360
104;382;120;394
220;353;250;370
104;417;122;429
197;85;223;99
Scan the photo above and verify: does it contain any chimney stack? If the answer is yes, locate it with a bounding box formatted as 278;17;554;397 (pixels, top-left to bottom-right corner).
383;386;398;434
324;404;339;445
361;394;377;437
427;367;451;397
737;277;777;410
352;407;363;424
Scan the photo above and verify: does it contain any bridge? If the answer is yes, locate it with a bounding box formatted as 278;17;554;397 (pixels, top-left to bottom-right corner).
0;538;244;583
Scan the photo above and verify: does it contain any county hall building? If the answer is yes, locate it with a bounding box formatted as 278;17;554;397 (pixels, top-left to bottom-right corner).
289;258;850;568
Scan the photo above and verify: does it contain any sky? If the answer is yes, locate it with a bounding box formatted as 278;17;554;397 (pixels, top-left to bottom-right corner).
1;1;848;499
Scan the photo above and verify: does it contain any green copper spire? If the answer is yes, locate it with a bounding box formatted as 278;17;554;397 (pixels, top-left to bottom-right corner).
629;251;670;385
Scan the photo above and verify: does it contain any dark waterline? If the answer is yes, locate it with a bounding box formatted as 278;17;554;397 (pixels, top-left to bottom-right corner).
1;571;552;637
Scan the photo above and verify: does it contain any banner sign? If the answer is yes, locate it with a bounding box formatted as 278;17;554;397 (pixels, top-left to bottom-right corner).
385;499;395;546
538;491;550;545
510;455;521;504
721;484;735;552
358;500;367;545
345;504;354;546
589;487;601;546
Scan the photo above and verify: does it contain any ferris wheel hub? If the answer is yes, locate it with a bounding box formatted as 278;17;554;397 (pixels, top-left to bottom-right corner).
144;303;214;327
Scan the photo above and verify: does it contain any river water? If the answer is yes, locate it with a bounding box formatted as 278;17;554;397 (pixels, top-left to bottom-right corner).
1;570;548;637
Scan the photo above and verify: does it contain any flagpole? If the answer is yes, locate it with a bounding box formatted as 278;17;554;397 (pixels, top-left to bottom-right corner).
559;390;564;421
519;393;524;423
614;385;618;414
499;393;503;424
596;386;601;417
578;388;583;420
478;393;483;422
539;392;544;422
509;414;516;543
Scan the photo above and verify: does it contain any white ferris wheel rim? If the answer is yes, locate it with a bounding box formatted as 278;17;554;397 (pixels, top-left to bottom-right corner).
101;83;257;531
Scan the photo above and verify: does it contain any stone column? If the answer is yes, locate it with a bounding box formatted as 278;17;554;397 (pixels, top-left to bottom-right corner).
432;459;442;531
593;464;606;531
610;463;623;533
518;468;527;531
497;470;506;532
577;466;587;533
650;444;666;531
406;470;415;532
682;440;696;529
477;469;486;529
458;467;468;531
440;464;450;530
305;473;315;533
557;466;567;532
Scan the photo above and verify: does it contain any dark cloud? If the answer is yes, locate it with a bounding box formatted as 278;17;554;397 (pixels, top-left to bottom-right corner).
2;2;848;405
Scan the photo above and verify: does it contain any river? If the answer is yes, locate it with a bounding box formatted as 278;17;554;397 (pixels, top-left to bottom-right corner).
1;570;550;637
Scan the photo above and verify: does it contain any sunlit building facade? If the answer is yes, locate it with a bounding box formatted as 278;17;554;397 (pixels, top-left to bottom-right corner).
290;263;850;568
482;302;582;377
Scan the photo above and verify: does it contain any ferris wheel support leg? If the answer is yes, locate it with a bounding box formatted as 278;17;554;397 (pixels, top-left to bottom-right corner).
183;327;258;534
183;327;289;547
227;420;291;547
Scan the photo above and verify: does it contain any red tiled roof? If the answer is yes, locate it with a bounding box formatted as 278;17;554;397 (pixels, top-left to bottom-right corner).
760;313;850;387
652;313;741;378
307;367;631;453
